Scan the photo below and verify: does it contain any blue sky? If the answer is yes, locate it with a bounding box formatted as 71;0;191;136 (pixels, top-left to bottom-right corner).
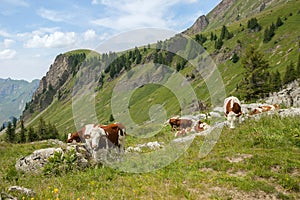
0;0;221;81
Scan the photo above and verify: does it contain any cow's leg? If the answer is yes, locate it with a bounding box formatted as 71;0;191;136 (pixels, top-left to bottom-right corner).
227;112;236;129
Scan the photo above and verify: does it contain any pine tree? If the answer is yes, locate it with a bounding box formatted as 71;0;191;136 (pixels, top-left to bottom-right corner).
214;38;223;50
263;27;271;43
19;120;26;143
220;25;233;40
27;126;37;142
270;70;282;91
231;52;239;63
237;46;270;100
37;117;46;140
283;62;297;84
247;18;261;32
5;122;15;143
195;33;207;45
276;17;283;27
109;114;114;122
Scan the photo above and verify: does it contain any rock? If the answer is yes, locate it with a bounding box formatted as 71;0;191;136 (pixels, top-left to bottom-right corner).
266;80;300;107
8;186;35;197
209;111;222;118
15;144;91;173
184;15;209;35
0;192;17;200
126;141;164;153
278;108;300;117
15;148;63;173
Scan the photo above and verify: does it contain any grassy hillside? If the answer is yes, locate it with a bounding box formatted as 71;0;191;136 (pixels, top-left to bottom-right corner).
205;0;288;31
1;115;299;199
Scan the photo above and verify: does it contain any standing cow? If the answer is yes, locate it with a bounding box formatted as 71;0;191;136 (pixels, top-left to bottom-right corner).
224;96;242;129
67;123;126;152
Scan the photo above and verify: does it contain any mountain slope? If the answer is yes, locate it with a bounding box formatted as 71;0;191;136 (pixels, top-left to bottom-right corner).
21;0;300;135
0;78;39;124
185;0;289;34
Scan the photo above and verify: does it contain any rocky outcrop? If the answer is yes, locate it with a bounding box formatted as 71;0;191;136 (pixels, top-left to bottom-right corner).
184;15;209;35
15;142;90;173
33;54;70;101
22;52;86;120
266;80;300;107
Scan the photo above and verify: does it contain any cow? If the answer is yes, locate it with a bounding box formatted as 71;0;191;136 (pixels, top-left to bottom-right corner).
169;117;194;131
67;122;126;151
224;96;242;129
175;120;210;137
250;104;279;115
67;132;81;143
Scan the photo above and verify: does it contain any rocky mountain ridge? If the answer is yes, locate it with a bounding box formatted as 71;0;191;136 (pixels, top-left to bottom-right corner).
0;78;39;124
184;0;289;34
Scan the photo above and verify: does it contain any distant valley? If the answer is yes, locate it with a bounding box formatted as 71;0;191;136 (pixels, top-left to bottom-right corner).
0;78;39;125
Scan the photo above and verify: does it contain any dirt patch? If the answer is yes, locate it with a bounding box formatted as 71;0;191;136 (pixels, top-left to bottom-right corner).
226;154;253;163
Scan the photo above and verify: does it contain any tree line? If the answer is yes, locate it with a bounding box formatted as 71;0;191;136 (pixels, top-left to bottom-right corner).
5;118;60;143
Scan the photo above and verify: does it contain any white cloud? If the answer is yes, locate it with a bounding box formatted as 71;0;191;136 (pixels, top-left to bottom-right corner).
37;8;72;22
0;49;17;60
3;39;15;48
0;29;12;38
84;29;97;41
90;0;198;31
25;31;77;48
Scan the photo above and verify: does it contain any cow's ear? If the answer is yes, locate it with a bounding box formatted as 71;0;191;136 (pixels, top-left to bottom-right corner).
84;135;91;139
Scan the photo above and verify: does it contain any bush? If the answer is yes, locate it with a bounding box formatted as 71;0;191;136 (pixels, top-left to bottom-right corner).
43;148;78;176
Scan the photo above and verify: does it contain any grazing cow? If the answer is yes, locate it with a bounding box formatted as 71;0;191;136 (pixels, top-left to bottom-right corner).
224;96;242;129
175;120;210;137
169;117;193;131
250;104;279;115
99;123;126;151
67;122;126;151
67;132;81;143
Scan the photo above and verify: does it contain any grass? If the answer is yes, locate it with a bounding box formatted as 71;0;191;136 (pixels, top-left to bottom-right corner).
1;115;300;199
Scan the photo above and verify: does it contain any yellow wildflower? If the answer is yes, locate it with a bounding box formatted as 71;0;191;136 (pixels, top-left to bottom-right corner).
53;188;59;194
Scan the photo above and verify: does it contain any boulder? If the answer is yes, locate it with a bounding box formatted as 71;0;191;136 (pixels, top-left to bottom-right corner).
15;148;63;173
266;80;300;107
15;143;91;173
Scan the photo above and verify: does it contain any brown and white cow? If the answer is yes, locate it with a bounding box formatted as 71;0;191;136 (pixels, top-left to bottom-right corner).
174;120;210;137
250;104;279;115
224;96;242;129
67;122;126;151
169;117;194;131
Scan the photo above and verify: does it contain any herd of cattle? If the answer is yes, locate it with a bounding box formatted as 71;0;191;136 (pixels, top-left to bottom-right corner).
67;96;279;156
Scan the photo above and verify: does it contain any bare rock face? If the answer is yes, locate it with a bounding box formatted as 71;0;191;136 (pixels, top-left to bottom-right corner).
33;54;70;101
184;15;209;35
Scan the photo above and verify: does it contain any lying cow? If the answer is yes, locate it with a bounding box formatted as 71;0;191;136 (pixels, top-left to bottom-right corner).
169;117;193;131
250;104;279;115
175;120;210;137
224;96;242;129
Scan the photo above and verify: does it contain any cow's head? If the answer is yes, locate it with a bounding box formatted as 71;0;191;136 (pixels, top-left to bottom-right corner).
84;126;106;150
117;127;126;150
